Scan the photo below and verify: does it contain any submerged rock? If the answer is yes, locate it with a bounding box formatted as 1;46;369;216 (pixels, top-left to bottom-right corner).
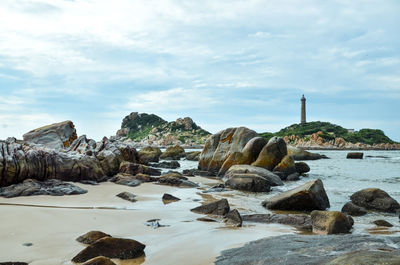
262;179;330;211
225;165;283;186
116;191;137;202
0;179;87;198
350;188;400;213
242;213;312;230
191;199;230;216
347;152;364;159
215;234;400;265
76;231;111;245
72;237;145;262
311;210;353;234
341;201;367;216
82;256;116;265
225;174;271;192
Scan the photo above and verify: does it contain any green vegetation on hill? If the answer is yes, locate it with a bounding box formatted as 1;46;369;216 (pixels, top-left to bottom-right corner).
260;121;395;145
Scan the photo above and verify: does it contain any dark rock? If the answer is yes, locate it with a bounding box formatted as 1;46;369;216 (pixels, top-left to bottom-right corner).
191;199;230;216
341;201;367;216
0;263;28;265
286;172;300;181
116;192;137;202
262;179;330;211
203;184;227;193
157;175;198;188
224;209;242;227
22;243;33;247
311;210;353;234
160;145;185;160
373;219;393;227
138;146;162;164
162;193;181;202
287;146;328;160
148;161;180;169
82;256;117;265
225;165;283;186
186;151;201;161
198;127;258;174
0;179;87;198
72;237;145;262
76;231;111;245
225;174;271;192
182;169;196;176
295;162;310;174
197;217;218;222
160;172;185;179
251;137;287;170
350;188;400;213
242;213;312;230
119;162;161;176
347;152;364;159
215;234;400;265
110;174;142;187
325;250;400;265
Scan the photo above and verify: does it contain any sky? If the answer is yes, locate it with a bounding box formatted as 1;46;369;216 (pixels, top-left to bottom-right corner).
0;0;399;142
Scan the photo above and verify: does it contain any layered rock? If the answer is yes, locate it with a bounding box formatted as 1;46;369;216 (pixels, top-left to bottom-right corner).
262;179;330;211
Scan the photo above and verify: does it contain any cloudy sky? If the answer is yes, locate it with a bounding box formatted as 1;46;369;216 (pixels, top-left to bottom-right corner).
0;0;399;141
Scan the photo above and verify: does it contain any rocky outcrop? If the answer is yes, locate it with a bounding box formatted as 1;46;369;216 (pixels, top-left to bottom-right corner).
225;174;271;192
72;237;145;262
160;145;185;160
0;179;87;198
225;165;283;186
215;234;400;265
347;152;364;159
116;112;210;146
191;199;230;216
138;146;162;164
76;231;111;245
262;179;330;211
350;188;400;213
341;202;367;216
198;127;258;175
311;210;353;234
242;213;312;230
23;120;77;149
251;137;287;170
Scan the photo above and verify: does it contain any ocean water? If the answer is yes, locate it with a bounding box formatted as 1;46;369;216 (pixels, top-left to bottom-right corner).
174;149;400;234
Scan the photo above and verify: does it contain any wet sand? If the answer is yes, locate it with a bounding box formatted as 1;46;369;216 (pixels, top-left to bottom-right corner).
0;177;294;265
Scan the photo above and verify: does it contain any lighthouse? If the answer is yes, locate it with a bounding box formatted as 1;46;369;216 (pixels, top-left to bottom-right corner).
301;95;306;124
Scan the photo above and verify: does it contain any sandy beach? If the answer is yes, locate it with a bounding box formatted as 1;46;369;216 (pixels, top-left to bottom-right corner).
0;176;294;265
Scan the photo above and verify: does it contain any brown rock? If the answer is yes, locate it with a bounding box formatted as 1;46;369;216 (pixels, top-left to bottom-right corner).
191;199;230;216
162;193;181;202
138;146;162;164
251;137;287;170
295;162;310;174
373;219;393;227
262;179;330;211
225;209;242;227
116;192;137;202
350;188;400;213
273;155;296;176
347;152;364;159
225;174;271;192
72;237;145;263
76;231;111;245
311;210;353;234
119;162;161;176
341;201;367;216
160;145;185;160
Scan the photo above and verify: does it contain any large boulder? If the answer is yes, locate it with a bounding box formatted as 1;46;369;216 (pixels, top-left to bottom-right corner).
0;179;87;198
262;179;330;211
218;137;267;176
160;145;185;160
138;146;162;164
287;146;327;160
350;188;400;213
191;199;230;216
198;127;258;175
23;120;77;149
225;174;271;192
311;210;353;234
72;237;145;263
225;165;283;186
251;137;287;170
